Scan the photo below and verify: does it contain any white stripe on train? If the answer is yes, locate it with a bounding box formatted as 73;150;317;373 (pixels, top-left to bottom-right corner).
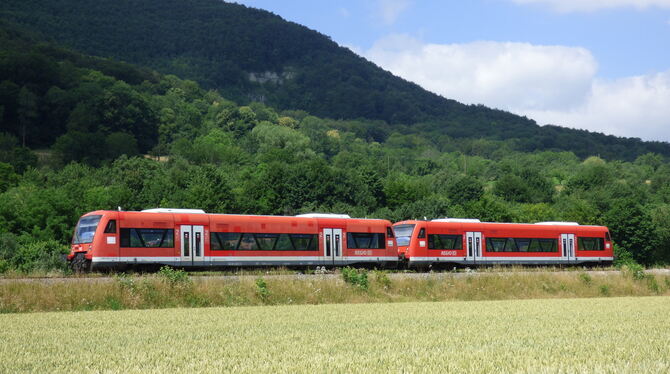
92;256;399;263
410;256;613;262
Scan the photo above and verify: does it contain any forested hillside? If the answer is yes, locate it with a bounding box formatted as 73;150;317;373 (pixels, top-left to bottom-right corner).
1;0;669;160
1;22;669;274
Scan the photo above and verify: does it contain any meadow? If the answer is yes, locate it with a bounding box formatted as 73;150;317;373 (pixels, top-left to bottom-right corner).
0;297;668;373
1;268;669;313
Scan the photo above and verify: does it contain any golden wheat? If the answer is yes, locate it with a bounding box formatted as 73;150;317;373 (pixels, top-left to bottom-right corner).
0;297;669;373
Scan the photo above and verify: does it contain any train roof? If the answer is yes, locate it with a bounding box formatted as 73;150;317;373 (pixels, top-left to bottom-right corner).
83;209;390;223
394;219;608;229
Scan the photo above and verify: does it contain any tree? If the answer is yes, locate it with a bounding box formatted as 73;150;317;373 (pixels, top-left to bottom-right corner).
0;162;18;192
603;199;657;265
494;174;531;203
105;132;139;159
383;174;425;209
17;86;38;147
445;175;484;204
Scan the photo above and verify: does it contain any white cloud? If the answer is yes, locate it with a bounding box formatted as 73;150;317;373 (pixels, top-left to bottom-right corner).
376;0;411;25
365;35;597;110
523;72;670;141
510;0;670;12
362;35;670;142
339;7;351;18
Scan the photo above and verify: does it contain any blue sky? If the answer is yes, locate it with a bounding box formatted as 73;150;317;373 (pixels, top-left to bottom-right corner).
234;0;670;141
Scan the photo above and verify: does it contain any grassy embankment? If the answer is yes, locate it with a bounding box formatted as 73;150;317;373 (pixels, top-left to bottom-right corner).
1;267;668;313
1;297;669;373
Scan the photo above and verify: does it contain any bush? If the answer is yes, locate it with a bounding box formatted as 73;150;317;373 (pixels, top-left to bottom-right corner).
255;278;270;301
115;273;137;293
598;284;611;296
158;266;191;286
373;270;391;290
613;244;634;267
11;240;69;273
0;258;8;273
578;273;593;285
0;233;19;263
620;263;646;281
342;267;369;290
646;276;661;294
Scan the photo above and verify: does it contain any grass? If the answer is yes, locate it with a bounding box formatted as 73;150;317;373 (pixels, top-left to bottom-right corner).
1;268;669;313
0;297;668;373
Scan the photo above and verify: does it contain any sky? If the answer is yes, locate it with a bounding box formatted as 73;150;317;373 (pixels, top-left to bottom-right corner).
232;0;670;142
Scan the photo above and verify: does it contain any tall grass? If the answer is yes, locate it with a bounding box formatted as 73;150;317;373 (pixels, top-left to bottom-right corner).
1;269;669;313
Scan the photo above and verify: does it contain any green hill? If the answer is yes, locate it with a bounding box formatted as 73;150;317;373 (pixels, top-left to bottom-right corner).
1;0;669;160
0;21;669;268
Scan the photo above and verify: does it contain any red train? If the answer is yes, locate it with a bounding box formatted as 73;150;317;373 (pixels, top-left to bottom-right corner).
67;209;613;271
67;209;398;272
394;219;613;267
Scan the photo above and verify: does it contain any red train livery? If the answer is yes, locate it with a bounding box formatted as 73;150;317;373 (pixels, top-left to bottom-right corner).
67;209;398;271
393;218;613;267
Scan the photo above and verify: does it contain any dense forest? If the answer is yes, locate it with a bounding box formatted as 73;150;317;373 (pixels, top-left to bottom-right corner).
1;21;669;274
1;0;669;160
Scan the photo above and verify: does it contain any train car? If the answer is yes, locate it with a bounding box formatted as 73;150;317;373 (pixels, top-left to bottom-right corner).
67;209;398;271
393;218;613;267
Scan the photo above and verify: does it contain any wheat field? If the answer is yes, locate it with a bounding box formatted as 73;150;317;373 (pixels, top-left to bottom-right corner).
1;297;668;373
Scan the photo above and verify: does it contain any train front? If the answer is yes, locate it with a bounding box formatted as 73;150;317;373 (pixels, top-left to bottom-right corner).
67;211;113;272
393;220;421;261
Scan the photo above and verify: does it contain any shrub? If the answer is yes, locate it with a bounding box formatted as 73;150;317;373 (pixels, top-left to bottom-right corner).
342;267;369;290
598;284;611;296
158;266;191;286
0;259;8;273
620;263;646;280
0;233;20;263
578;273;592;285
373;270;391;290
646;276;661;294
11;240;69;273
115;273;137;293
255;278;270;301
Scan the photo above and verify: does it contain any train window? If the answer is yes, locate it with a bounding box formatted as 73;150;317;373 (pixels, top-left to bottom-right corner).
211;233;241;250
386;227;394;238
347;233;385;249
578;237;604;251
515;238;531;252
606;232;612;242
486;237;557;253
238;233;259;250
538;239;557;252
290;234;317;251
417;228;426;239
210;232;317;251
120;228;174;248
393;224;415;246
256;233;279;250
428;234;463;250
104;220;116;234
73;215;102;244
275;234;295;251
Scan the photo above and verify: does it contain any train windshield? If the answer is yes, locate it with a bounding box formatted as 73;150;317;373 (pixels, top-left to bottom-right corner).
73;215;102;244
393;224;416;246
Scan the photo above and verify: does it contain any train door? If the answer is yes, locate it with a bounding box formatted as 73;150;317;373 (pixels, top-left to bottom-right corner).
466;232;483;264
323;228;343;265
561;233;576;263
180;225;204;265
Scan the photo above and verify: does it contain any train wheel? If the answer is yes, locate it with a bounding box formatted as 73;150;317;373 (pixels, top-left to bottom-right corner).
71;253;91;274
